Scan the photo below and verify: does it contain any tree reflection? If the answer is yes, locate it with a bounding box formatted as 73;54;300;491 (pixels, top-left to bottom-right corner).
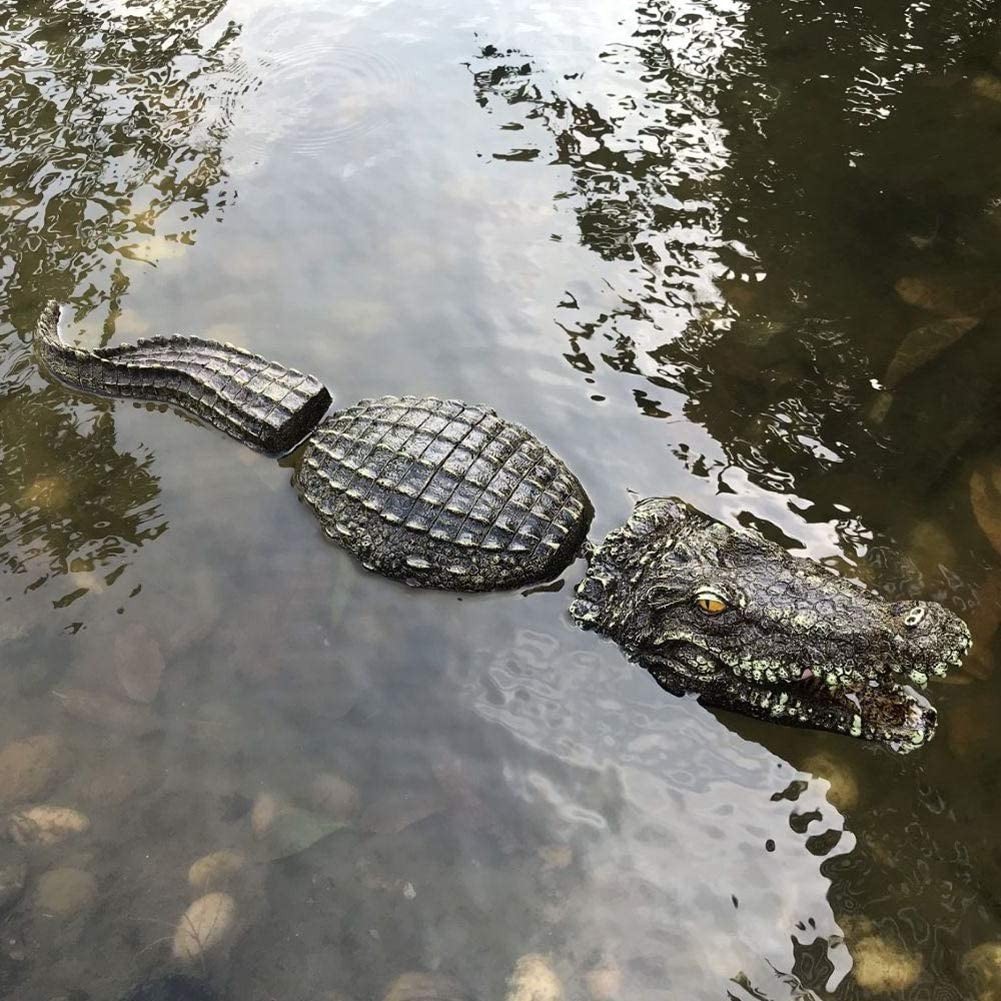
0;0;239;327
0;0;242;615
470;1;1001;537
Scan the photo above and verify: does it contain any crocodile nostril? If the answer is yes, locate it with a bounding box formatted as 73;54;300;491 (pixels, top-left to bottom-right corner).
903;605;926;630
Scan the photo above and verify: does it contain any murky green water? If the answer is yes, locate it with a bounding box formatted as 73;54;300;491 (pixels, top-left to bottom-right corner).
2;1;1001;998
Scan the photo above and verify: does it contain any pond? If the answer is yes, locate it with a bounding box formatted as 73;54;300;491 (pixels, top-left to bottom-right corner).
1;0;1001;998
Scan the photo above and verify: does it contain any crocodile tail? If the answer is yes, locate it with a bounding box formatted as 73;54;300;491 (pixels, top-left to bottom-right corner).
33;301;332;454
34;300;96;387
35;299;63;344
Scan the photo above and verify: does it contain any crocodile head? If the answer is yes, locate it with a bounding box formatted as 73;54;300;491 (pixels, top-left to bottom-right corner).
570;498;971;752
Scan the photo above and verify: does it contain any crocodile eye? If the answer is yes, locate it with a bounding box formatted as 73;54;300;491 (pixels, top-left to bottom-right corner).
695;590;728;616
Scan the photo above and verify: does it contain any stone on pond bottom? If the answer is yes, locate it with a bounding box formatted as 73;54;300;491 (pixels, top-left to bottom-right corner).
383;971;473;1001
173;892;237;962
506;954;564;1001
0;734;64;807
187;850;247;893
35;867;97;917
8;805;90;846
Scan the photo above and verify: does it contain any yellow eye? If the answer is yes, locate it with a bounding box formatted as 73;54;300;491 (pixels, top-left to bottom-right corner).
695;592;728;616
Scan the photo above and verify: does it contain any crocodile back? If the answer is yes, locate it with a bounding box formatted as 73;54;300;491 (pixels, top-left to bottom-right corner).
295;395;593;590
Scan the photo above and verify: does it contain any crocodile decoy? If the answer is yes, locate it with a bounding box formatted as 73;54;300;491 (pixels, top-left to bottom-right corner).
35;301;972;753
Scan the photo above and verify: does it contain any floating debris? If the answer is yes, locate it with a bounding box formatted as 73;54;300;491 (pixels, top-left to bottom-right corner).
173;891;237;962
506;954;564;1001
8;805;90;846
34;867;98;918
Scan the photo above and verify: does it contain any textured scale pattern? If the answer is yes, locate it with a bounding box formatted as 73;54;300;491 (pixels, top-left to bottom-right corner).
35;301;331;454
295;395;593;590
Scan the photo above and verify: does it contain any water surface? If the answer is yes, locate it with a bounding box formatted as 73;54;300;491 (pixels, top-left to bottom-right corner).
2;1;1001;998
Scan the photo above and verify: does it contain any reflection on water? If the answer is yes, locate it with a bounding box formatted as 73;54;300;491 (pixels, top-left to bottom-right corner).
0;0;238;326
0;376;163;619
2;0;1001;998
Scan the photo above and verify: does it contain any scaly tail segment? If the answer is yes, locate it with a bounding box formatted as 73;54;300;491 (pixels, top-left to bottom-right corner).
34;301;332;454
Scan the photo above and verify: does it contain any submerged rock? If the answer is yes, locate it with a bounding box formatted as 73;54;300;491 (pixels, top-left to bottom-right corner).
308;772;361;821
383;971;473;1001
506;954;564;1001
907;520;957;579
865;390;894;426
894;273;1000;317
187;850;247;893
73;753;156;807
802;753;859;813
52;687;160;736
34;867;97;917
19;475;71;513
955;567;1001;681
536;844;573;872
883;317;978;388
250;791;287;838
120;973;218;1001
0;843;27;913
0;734;64;807
114;623;166;703
970;466;1001;559
962;941;1001;1001
173;891;237;962
584;961;621;1000
851;933;922;992
8;805;90;846
972;74;1001;103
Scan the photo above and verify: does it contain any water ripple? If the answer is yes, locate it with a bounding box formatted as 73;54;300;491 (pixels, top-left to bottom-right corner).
225;7;409;161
